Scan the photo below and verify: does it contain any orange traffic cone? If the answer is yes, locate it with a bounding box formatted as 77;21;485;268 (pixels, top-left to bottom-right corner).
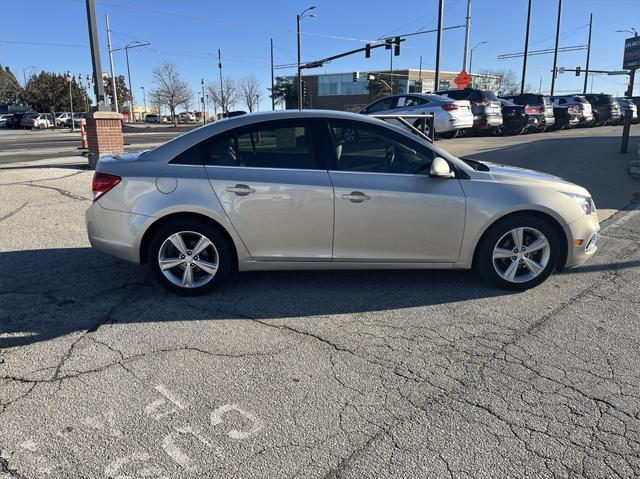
80;118;88;149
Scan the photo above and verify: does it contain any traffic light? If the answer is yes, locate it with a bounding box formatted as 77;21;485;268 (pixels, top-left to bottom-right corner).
394;36;401;56
365;43;371;58
385;38;392;50
575;66;581;76
352;71;360;83
301;80;307;98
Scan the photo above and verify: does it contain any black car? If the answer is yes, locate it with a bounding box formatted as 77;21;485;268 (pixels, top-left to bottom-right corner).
494;99;544;135
552;105;580;130
7;112;28;128
583;94;621;125
501;93;555;131
434;88;503;131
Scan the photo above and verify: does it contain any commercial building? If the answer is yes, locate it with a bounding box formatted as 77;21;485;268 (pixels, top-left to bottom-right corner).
284;69;500;111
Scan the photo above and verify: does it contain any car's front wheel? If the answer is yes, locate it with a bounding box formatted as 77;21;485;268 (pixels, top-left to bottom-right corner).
476;215;560;291
148;220;234;296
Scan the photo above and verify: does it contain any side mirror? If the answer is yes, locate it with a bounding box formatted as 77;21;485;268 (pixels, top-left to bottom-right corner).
430;156;455;178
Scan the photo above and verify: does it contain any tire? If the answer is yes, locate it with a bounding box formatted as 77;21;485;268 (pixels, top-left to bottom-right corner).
491;125;504;136
475;214;560;291
439;130;457;139
412;120;432;138
148;219;234;296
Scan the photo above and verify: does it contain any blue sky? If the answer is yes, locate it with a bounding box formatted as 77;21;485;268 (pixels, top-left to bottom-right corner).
1;0;638;111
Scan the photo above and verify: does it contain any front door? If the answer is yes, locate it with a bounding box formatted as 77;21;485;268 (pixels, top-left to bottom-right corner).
324;119;466;262
204;119;334;261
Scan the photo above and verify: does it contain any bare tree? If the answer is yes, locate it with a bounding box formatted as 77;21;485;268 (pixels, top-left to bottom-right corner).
475;69;524;95
149;61;193;123
239;76;261;112
207;77;239;115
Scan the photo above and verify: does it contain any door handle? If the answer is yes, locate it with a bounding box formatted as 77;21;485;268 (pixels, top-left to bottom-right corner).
226;184;255;196
341;191;371;203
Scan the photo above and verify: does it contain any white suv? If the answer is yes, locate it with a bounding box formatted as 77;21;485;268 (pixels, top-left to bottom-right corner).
551;95;593;125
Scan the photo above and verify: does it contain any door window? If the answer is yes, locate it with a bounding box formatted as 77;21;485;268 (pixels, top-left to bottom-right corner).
405;96;426;107
363;97;398;114
328;120;435;175
235;123;312;169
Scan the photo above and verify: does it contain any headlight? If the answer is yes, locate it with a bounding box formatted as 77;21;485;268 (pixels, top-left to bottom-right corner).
564;193;596;215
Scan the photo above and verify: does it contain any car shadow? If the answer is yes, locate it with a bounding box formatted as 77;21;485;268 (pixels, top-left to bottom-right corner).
1;247;509;349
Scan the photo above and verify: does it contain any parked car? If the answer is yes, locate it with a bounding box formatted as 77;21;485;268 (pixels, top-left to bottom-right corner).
86;110;599;295
501;93;555;131
20;113;52;129
433;88;503;133
551;95;594;125
7;112;29;128
583;94;621;125
552;105;581;130
64;112;86;128
493;99;544;135
0;113;13;127
145;114;161;123
359;93;474;138
55;112;72;127
615;98;638;124
178;112;197;123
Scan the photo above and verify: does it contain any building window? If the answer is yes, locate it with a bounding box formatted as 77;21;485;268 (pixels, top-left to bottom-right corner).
318;74;369;96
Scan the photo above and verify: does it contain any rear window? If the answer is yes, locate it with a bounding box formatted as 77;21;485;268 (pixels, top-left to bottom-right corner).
477;90;497;101
441;90;468;100
574;96;588;104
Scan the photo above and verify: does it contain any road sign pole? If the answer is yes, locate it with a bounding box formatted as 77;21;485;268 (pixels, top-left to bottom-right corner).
620;68;636;154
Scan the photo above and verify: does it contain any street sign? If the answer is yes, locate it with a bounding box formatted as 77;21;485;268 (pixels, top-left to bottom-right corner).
623;36;640;70
607;71;628;75
453;70;472;89
557;66;566;74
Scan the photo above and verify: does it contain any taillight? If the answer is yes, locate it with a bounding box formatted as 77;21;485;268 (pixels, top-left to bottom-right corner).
441;103;459;111
470;100;490;106
92;172;121;201
524;106;539;114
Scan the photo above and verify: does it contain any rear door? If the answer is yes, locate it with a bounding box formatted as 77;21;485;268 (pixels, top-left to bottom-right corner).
204;119;334;261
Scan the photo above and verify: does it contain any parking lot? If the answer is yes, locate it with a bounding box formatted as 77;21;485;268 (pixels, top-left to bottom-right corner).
1;126;640;478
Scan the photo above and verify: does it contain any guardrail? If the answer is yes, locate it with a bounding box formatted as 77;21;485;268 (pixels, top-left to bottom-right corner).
370;113;435;143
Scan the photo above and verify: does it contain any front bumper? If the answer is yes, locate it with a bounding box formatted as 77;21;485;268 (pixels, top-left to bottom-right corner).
86;202;150;264
564;212;600;268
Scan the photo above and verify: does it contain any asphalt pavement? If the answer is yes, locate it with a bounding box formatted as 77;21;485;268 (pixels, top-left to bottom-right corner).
0;126;639;478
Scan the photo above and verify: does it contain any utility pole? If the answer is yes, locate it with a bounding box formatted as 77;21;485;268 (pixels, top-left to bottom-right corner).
550;0;563;96
419;55;423;84
120;41;150;122
389;47;394;94
140;86;146;115
105;14;118;112
270;38;275;110
85;0;105;110
583;13;593;94
521;0;532;94
201;78;206;124
218;48;225;115
434;0;444;91
463;0;471;71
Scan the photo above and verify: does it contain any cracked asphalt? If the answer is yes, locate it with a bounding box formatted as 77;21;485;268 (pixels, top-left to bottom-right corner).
1;137;640;478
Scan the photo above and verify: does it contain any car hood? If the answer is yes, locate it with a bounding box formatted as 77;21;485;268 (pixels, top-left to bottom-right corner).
483;162;590;196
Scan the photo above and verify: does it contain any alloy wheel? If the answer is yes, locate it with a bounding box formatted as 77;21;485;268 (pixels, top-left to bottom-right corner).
158;231;219;288
492;227;551;283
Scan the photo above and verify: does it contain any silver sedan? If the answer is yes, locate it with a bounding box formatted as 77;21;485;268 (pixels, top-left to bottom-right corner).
86;110;599;295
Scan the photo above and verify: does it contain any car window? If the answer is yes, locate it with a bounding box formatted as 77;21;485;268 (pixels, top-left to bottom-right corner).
405;96;425;107
443;90;467;100
202;132;237;166
364;97;398;113
479;90;497;100
235;122;313;169
328;120;435;175
170;144;204;165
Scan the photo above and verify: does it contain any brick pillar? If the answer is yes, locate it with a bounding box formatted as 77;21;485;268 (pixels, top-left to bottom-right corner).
85;111;124;169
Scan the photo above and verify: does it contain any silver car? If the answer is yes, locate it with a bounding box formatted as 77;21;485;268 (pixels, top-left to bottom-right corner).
86;110;600;295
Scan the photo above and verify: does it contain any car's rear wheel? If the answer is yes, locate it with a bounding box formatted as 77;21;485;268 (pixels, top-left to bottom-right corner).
148;220;234;296
476;215;560;291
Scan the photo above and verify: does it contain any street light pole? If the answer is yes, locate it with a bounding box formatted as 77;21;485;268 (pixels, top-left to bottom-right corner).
462;0;471;71
550;0;563;96
434;0;444;90
521;0;532;94
296;6;316;110
22;66;35;87
469;41;487;78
